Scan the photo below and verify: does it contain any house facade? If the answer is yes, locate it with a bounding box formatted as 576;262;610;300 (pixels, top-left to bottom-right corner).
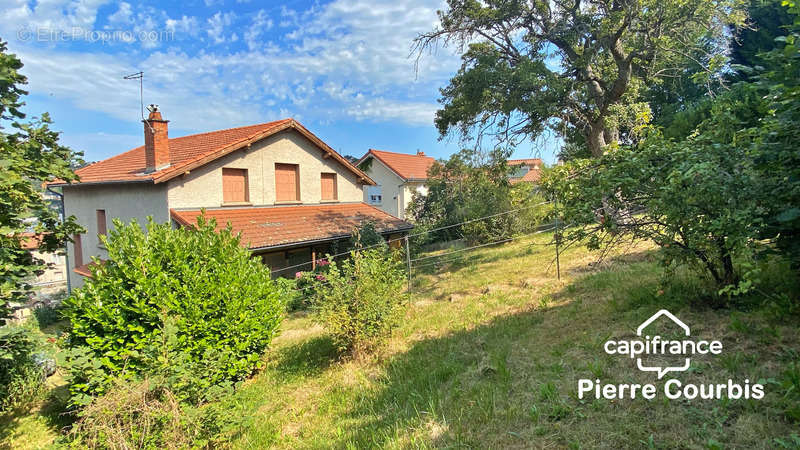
51;107;412;288
356;149;435;220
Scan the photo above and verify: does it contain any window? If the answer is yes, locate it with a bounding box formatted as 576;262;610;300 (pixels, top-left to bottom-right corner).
222;168;249;203
96;209;107;236
367;185;382;205
73;234;83;267
275;163;300;202
320;173;337;201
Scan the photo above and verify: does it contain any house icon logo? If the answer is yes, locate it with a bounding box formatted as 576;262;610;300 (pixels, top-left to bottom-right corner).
635;309;691;379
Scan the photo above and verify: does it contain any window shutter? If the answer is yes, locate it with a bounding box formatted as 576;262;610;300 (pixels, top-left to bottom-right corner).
96;210;107;236
73;234;83;267
275;164;299;202
321;173;337;200
222;168;248;203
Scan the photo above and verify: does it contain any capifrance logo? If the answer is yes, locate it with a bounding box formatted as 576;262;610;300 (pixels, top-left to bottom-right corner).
577;309;765;401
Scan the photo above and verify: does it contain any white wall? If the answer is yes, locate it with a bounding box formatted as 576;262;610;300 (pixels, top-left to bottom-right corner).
62;183;169;288
360;157;404;218
167;129;364;209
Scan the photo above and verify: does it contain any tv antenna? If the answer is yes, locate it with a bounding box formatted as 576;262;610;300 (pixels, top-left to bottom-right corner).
123;71;153;131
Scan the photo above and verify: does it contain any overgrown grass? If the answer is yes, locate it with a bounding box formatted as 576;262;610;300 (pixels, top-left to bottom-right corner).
3;232;799;448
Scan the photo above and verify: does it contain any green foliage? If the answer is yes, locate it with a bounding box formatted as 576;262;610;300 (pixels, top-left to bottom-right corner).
417;0;746;156
544;90;766;294
749;1;800;272
312;248;407;354
0;326;45;412
62;216;284;405
407;148;550;246
349;221;386;249
0;40;83;317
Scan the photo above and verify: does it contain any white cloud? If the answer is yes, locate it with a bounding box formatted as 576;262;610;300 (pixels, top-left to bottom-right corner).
243;9;274;51
5;0;460;134
206;11;236;44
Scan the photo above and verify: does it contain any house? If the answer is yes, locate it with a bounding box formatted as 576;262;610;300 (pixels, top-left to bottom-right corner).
20;233;67;299
49;106;412;287
356;149;436;220
508;158;543;184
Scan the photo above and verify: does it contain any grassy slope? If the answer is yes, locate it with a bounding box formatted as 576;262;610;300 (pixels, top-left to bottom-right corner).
225;234;799;449
3;232;798;449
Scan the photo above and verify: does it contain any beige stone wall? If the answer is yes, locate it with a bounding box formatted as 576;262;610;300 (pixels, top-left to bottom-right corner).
400;181;428;220
361;157;404;218
167;129;364;209
62;183;169;288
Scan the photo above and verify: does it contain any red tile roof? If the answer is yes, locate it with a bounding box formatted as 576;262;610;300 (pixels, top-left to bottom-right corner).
170;203;412;250
509;158;543;184
359;149;435;181
53;119;374;186
19;232;44;250
508;158;543;167
510;168;542;184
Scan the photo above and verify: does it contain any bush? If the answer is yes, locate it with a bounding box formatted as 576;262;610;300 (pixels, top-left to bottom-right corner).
62;216;284;405
68;378;239;448
0;326;46;412
312;248;408;354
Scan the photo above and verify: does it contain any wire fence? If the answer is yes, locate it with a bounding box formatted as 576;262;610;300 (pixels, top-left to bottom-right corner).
279;201;566;304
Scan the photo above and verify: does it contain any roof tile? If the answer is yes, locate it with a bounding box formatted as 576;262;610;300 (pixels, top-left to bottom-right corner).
170;203;412;250
361;149;435;180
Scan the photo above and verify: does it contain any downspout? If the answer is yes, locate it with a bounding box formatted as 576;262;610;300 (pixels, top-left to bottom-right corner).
45;186;71;295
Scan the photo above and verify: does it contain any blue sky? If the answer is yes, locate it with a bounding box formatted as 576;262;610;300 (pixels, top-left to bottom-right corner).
1;0;559;164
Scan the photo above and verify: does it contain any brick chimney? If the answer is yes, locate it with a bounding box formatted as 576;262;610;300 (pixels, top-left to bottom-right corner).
143;104;170;172
416;150;425;156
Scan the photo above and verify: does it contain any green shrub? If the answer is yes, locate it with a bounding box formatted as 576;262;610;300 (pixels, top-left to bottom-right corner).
312;248;408;354
0;326;46;412
62;216;284;405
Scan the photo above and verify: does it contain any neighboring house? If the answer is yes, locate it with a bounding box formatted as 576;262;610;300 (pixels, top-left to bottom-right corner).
508;158;543;184
49;107;412;287
356;149;435;220
20;233;67;299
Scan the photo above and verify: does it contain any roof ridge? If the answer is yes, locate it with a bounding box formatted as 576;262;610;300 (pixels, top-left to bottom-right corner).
168;119;291;142
369;148;433;158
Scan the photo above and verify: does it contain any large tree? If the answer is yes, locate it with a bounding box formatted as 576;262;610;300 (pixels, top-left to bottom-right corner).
417;0;747;157
0;40;83;319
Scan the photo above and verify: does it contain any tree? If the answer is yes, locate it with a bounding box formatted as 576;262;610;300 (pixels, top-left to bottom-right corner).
750;0;800;272
407;148;515;244
729;0;794;72
416;0;747;157
543;84;766;295
0;40;83;319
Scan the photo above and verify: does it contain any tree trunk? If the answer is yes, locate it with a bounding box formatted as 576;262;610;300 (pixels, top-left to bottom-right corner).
587;123;607;158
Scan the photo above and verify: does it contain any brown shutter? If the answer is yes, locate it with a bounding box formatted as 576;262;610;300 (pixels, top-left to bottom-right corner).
73;234;83;267
96;209;107;236
321;173;337;200
275;164;299;202
222;168;248;203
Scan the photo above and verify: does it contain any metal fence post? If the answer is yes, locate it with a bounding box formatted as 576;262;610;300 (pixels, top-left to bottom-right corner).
404;235;412;292
554;195;561;281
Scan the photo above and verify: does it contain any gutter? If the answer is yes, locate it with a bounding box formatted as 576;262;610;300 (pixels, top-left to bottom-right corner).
45;186;71;295
47;179;154;188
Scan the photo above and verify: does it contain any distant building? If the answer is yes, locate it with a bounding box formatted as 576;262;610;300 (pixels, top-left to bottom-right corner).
356;149;436;220
508;158;543;184
20;233;67;299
